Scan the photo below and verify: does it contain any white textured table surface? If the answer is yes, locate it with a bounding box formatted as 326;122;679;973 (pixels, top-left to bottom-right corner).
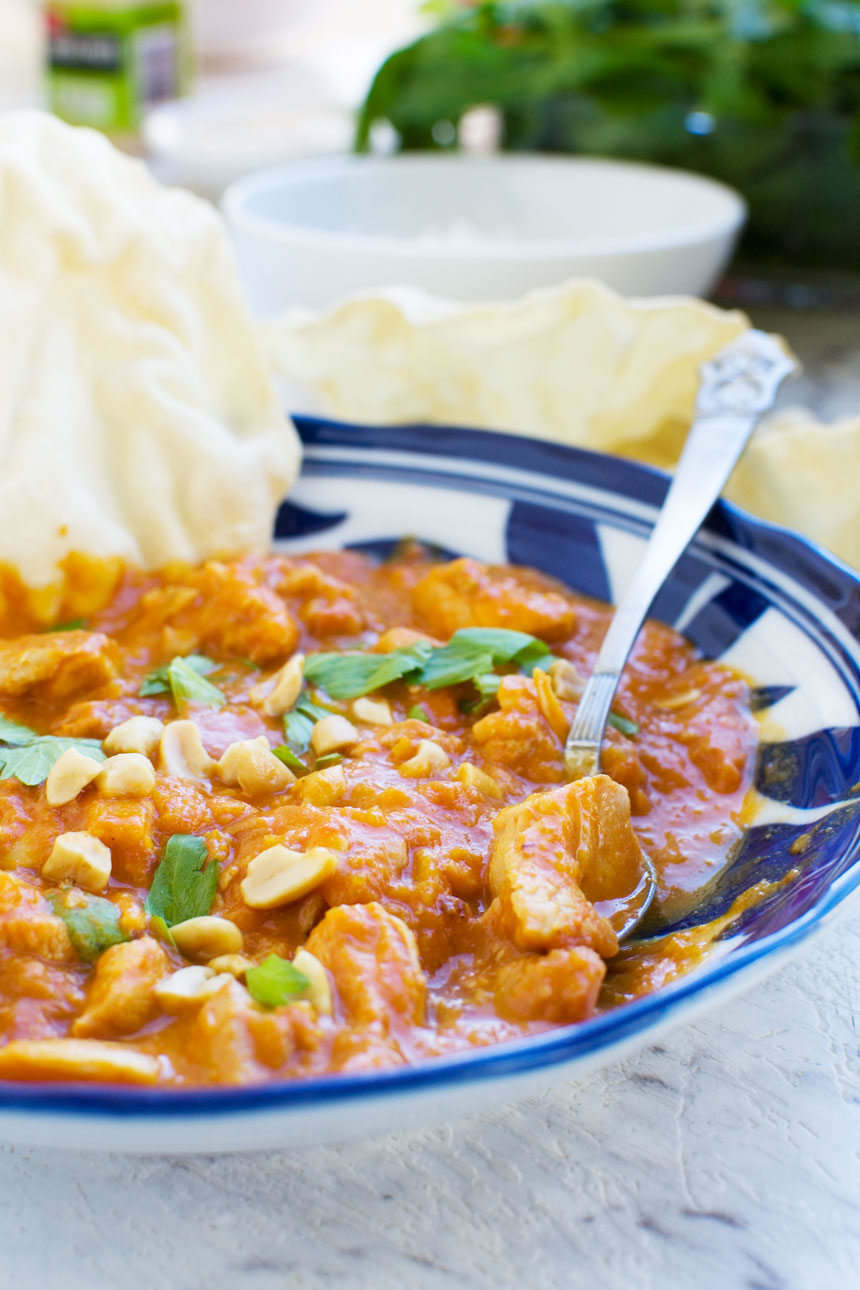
1;304;859;1290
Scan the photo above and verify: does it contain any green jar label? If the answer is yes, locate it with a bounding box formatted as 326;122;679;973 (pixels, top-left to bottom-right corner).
45;4;189;134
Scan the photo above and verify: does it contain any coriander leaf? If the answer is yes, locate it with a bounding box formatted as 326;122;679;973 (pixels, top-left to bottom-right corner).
458;672;502;716
52;894;128;964
246;953;310;1008
303;642;431;700
439;627;543;657
148;914;176;948
167;657;225;709
145;834;218;927
517;643;557;674
0;718;105;787
419;628;552;690
406;704;430;722
139;666;170;697
273;745;309;776
140;653;219;699
0;714;40;746
314;753;342;770
608;712;639;737
283;696;333;755
419;644;495;690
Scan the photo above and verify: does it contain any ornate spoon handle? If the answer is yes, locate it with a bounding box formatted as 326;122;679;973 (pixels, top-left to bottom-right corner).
564;329;796;780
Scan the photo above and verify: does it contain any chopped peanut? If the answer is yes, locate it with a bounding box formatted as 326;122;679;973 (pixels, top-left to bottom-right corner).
549;658;583;702
240;844;338;910
45;747;102;806
158;720;215;780
250;653;304;717
216;736;294;795
155;965;234;1013
43;832;112;893
170;915;243;961
96;753;156;797
398;739;450;778
311;715;358;757
456;762;503;798
351;696;393;726
292;948;333;1016
207;953;254;978
0;1038;159;1084
103;716;165;758
294;764;346;806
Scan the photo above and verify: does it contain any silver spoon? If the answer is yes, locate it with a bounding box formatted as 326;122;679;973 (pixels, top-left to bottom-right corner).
565;329;796;941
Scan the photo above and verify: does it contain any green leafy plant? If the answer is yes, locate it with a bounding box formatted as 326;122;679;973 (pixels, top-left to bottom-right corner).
0;715;106;787
357;0;860;265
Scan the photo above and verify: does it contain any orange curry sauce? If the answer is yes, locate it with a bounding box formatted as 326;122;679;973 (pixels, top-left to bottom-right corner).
0;549;757;1086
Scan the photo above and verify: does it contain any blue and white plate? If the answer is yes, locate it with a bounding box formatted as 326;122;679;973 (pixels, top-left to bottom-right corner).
4;417;860;1153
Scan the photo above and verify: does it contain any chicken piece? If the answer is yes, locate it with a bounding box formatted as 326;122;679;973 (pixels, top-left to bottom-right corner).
494;947;606;1024
151;779;214;837
488;775;644;959
305;901;426;1031
412;557;575;641
189;561;298;664
319;828;409;908
0;630;118;700
185;978;321;1083
73;937;168;1038
85;797;157;887
0;871;75;961
471;675;565;781
0;1038;159;1084
274;561;365;636
0;955;86;1037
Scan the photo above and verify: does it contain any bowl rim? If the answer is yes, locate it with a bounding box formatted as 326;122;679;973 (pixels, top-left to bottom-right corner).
0;416;858;1124
221;152;748;261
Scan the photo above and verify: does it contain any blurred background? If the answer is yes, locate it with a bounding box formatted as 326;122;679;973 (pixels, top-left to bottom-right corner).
1;0;859;299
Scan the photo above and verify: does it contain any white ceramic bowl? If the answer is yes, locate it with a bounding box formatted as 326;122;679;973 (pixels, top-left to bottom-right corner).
222;154;747;313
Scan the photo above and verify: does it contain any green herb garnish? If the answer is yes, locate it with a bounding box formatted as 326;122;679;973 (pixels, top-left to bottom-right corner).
145;834;218;928
245;953;310;1008
608;712;639;737
314;753;343;770
406;704;430;722
303;642;432;701
0;715;105;787
148;914;176;948
419;628;553;689
53;893;128;964
273;745;309;776
303;629;554;709
139;654;224;708
283;696;335;756
44;618;86;633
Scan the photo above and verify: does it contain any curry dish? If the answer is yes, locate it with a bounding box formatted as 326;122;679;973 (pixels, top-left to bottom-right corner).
0;548;756;1087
